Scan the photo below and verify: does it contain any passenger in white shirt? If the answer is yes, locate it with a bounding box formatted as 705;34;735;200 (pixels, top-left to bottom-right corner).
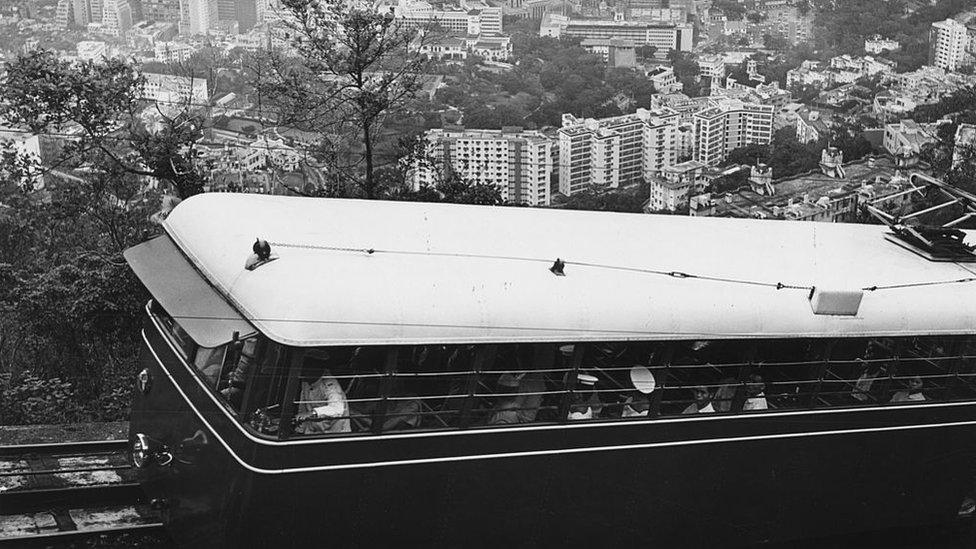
743;373;768;411
891;376;926;403
682;385;715;414
294;360;351;434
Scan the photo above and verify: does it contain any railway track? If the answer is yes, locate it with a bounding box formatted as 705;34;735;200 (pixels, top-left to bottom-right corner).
0;440;166;546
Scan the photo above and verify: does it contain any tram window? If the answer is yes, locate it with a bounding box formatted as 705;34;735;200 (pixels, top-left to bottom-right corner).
819;338;894;406
386;345;486;431
751;339;823;410
658;340;753;415
150;301;197;359
888;336;968;403
562;342;665;421
475;343;565;425
289;347;380;436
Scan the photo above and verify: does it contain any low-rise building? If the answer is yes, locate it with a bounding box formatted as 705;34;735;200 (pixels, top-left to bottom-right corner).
883;119;939;160
154;41;195;62
581;38;637;67
954;123;976;168
697;54;725;80
794;106;835;144
141;72;210;110
700;150;923;222
865;35;900;54
76;40;107;61
647;65;681;93
540;13;693;51
647;159;706;211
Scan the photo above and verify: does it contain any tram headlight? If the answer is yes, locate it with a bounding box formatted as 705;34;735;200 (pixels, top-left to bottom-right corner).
133;433;151;468
137;368;152;394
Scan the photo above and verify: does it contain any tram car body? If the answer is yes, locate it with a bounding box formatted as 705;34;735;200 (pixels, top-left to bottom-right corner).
125;194;976;547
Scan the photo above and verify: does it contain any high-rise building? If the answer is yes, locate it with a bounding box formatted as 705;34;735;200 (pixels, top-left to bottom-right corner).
929;18;968;72
216;0;235;20
558;107;679;196
56;0;74;27
413;127;555;206
237;0;256;30
693;98;774;166
179;0;216;34
143;0;180;22
101;0;132;36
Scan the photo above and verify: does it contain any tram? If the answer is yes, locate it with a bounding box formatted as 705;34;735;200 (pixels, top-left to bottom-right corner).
124;193;976;547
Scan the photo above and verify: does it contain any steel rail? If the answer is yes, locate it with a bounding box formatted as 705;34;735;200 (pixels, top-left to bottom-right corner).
0;439;129;459
0;483;147;514
0;522;166;547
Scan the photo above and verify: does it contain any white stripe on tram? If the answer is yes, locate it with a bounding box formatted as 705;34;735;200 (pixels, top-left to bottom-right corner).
142;330;976;476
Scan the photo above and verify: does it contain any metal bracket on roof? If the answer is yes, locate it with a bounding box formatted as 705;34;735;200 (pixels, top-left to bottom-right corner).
550;258;566;276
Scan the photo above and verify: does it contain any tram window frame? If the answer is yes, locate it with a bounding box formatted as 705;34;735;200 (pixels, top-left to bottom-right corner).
149;300;198;360
257;335;976;440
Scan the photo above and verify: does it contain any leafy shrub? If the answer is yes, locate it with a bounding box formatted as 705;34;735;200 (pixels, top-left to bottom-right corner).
0;371;84;424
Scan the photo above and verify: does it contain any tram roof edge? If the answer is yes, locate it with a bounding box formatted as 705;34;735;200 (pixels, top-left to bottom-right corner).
152;194;976;347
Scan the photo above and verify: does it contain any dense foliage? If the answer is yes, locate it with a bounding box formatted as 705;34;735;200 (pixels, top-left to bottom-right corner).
431;29;657;128
811;0;971;71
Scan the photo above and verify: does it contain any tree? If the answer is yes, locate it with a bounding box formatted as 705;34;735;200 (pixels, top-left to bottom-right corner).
0;51;188;422
668;51;702;97
258;0;434;198
1;50;206;199
722;143;770;167
636;45;658;60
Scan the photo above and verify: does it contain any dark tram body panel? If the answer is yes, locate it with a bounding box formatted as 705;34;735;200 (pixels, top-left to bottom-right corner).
131;312;976;547
123;195;976;547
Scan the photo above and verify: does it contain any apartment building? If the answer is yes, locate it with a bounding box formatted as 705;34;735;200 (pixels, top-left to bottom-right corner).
558;107;679;196
697;54;726;80
395;0;502;35
540;13;692;51
101;0;132;36
413;127;555;206
929;18;969;72
141;72;210;108
693;98;773;166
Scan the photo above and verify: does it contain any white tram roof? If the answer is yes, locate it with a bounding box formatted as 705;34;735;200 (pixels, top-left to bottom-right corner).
132;193;976;347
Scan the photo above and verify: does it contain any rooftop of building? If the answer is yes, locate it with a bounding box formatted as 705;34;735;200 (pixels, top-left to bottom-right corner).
664;160;706;174
713;154;922;220
429;126;553;141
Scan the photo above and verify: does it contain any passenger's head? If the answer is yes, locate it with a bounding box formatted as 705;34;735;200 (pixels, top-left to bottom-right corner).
746;373;765;397
908;375;923;393
496;372;521;395
301;349;332;379
691;385;710;404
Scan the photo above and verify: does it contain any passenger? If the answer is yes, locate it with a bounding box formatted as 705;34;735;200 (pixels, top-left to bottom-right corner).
891;376;926;402
293;355;351;434
851;342;888;403
682;385;715;414
489;371;547;425
219;338;258;408
712;377;738;412
568;373;601;420
621;366;656;418
743;373;768;411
